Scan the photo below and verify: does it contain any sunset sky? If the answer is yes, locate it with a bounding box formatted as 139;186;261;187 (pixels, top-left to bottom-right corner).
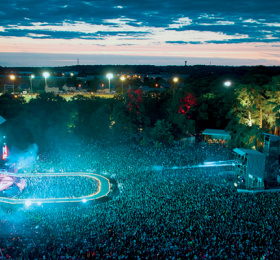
1;0;280;67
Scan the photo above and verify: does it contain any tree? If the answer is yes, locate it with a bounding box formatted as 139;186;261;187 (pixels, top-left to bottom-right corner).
0;93;26;119
168;91;197;136
151;119;174;144
89;76;101;92
69;95;107;138
88;105;111;138
227;122;264;149
229;85;262;127
27;92;70;147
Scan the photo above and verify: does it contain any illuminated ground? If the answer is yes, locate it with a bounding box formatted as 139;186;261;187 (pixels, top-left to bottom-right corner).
22;93;114;102
0;172;110;205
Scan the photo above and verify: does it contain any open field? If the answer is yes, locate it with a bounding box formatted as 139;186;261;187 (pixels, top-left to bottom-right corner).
20;93;115;102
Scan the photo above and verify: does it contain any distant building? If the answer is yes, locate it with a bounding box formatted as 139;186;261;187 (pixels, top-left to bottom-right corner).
139;85;165;93
45;85;59;93
61;71;78;77
62;84;77;92
18;83;30;91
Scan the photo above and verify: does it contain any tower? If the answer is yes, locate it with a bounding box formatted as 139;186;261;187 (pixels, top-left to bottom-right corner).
263;133;280;187
185;60;187;66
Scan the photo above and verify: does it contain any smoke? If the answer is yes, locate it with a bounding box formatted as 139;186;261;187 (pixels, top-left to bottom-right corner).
8;143;39;170
149;160;236;171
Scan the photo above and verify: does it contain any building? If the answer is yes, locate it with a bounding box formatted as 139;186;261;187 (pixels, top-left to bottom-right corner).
263;133;280;188
45;85;59;93
62;84;77;92
233;148;266;190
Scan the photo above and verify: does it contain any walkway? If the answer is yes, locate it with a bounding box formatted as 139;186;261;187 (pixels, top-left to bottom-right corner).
0;172;111;205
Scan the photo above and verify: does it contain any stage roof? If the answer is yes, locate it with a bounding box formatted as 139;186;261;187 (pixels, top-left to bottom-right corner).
233;148;265;157
202;129;231;139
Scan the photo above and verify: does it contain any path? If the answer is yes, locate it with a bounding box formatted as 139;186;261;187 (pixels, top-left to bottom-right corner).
0;172;110;205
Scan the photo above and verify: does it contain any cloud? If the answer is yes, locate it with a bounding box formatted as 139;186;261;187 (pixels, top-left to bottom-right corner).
166;41;202;45
1;0;280;31
0;27;151;40
0;0;280;66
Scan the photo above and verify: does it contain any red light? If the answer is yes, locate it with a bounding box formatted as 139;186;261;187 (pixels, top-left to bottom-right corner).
2;145;8;160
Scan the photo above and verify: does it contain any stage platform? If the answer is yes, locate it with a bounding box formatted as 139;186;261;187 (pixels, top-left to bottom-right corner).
0;172;110;205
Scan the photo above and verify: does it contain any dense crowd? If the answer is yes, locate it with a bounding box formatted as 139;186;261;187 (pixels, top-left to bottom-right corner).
14;176;99;199
1;140;280;259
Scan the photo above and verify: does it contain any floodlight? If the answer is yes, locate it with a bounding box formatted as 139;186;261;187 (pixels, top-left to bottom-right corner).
106;73;113;80
224;81;232;87
25;200;32;207
43;72;50;79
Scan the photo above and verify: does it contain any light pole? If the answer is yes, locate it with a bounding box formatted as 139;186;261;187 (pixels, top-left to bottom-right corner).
173;77;178;99
43;72;50;89
106;73;113;94
30;74;35;97
120;75;125;95
10;75;15;94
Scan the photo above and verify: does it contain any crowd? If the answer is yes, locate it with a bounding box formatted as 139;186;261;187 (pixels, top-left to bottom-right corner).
14;176;99;199
1;140;280;259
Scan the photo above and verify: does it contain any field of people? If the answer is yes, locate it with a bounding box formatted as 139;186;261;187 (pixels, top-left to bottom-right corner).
1;141;279;259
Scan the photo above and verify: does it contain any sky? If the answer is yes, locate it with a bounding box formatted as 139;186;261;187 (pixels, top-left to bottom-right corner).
0;0;280;67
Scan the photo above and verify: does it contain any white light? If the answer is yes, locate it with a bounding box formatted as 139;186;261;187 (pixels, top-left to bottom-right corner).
234;183;238;187
43;72;50;79
30;74;35;79
224;81;232;87
106;73;113;80
37;201;42;206
82;199;87;203
25;200;32;207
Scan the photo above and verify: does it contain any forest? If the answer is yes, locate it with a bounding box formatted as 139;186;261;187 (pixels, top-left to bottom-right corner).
0;65;280;152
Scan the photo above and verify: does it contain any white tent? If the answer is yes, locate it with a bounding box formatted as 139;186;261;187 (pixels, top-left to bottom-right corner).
202;129;231;140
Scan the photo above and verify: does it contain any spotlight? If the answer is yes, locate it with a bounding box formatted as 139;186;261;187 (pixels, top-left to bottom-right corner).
25;200;32;207
234;183;238;187
37;201;42;206
82;199;87;203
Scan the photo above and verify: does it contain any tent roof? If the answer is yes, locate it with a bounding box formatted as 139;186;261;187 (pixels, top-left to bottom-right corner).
202;129;231;137
233;148;265;157
0;116;6;126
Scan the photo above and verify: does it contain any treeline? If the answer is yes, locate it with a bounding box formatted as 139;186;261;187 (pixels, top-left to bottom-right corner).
0;68;280;152
2;65;280;78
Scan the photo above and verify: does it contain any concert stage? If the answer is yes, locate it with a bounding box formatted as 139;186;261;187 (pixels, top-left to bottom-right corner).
0;172;110;205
